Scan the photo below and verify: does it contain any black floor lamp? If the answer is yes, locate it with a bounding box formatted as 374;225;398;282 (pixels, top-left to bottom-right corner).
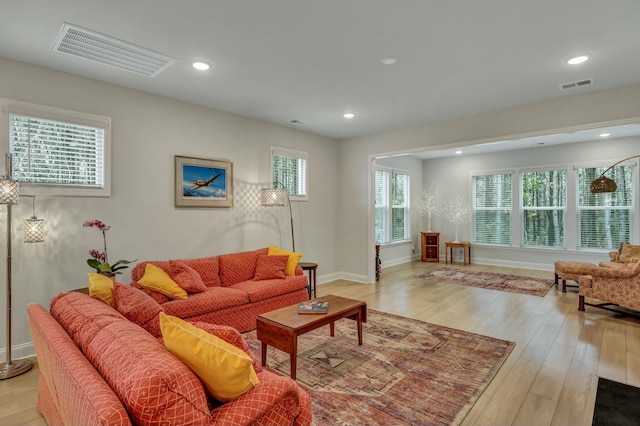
0;153;45;380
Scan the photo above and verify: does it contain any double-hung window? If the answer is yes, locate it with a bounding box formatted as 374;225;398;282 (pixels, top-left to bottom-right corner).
375;167;410;244
3;100;111;196
521;169;566;247
577;164;634;249
270;146;308;201
473;173;512;245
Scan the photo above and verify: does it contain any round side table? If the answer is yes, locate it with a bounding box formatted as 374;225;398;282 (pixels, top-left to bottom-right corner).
299;262;318;299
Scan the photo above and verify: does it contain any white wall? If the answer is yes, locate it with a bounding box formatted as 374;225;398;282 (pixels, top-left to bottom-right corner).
0;57;339;359
338;83;640;282
374;155;423;269
423;137;640;269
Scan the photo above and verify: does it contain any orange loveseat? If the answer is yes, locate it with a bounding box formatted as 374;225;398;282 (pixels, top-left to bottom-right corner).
130;247;310;332
28;291;313;425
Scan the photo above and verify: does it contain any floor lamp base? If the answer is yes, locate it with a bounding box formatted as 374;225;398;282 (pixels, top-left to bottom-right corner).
0;359;33;380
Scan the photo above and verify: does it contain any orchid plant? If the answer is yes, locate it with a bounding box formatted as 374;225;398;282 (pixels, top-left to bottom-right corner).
83;219;136;275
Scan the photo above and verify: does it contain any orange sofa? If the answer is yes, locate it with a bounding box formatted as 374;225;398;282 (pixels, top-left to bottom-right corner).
130;247;310;332
28;291;313;426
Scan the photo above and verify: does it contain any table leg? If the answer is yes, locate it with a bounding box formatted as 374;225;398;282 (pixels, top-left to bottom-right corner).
464;247;468;265
290;336;298;380
330;321;335;336
312;268;317;298
261;342;267;367
357;310;363;345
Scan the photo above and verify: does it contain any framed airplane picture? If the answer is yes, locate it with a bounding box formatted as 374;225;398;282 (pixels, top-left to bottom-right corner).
174;155;233;208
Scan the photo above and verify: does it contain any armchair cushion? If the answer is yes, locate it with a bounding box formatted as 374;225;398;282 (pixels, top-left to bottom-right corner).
617;242;640;263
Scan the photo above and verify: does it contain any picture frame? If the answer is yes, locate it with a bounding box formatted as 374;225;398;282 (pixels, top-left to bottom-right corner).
174;155;233;208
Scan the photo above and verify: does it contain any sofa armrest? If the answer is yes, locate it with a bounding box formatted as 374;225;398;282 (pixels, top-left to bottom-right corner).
609;250;618;261
210;370;308;426
578;275;593;290
580;263;640;279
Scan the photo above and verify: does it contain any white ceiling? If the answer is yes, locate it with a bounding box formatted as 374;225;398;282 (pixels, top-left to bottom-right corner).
1;0;640;143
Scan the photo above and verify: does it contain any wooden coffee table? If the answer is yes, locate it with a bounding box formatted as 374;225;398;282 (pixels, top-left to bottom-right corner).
256;295;367;380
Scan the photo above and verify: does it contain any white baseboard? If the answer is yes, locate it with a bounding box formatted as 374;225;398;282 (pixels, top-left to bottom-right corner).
0;342;35;361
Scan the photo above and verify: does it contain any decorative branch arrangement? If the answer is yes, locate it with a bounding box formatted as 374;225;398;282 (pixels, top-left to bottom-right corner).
417;183;440;232
446;191;471;242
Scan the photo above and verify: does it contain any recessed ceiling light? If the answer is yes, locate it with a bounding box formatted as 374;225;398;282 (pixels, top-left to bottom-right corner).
567;55;590;65
343;112;355;119
192;61;211;71
381;57;398;65
455;150;462;155
599;133;611;137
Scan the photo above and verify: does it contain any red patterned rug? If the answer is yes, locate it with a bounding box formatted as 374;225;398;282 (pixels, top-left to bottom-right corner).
417;267;554;297
243;310;514;425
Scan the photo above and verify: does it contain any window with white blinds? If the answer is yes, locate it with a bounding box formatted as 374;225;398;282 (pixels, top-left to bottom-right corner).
473;173;512;245
3;100;111;196
521;169;566;248
577;165;634;249
375;167;410;244
271;146;308;201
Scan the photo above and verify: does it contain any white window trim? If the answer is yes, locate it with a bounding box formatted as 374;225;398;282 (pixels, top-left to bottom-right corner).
1;99;111;197
270;145;308;201
375;165;411;244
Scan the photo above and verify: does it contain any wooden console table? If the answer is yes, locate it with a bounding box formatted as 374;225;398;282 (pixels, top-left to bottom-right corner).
445;241;472;266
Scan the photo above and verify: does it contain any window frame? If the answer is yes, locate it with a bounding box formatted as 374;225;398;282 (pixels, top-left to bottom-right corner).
520;168;567;249
270;145;308;201
1;99;111;197
375;166;410;244
576;163;635;251
472;171;513;246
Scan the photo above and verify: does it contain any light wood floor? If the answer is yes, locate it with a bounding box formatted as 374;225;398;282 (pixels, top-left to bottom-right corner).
2;260;639;425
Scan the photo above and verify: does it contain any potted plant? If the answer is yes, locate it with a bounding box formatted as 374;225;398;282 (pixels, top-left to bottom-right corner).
83;219;136;276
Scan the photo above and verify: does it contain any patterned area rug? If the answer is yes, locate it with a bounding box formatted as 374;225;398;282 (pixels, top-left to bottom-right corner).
244;310;514;425
417;267;554;297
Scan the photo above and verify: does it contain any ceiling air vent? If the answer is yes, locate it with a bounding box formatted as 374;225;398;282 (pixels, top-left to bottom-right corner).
51;23;176;77
289;120;305;125
560;78;594;90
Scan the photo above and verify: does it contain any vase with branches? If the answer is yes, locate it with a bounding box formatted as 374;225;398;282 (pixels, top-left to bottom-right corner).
446;192;471;243
417;183;440;232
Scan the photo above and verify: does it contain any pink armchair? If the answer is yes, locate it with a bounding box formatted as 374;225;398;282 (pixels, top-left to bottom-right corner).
578;262;640;313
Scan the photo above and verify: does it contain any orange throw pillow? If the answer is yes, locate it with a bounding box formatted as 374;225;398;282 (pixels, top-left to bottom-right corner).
170;260;207;293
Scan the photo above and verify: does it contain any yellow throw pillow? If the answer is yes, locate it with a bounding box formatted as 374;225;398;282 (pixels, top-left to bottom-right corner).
88;273;115;306
138;264;188;299
267;246;302;276
159;313;259;402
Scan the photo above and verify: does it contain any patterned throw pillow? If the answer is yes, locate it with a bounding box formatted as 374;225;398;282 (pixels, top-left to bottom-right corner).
169;260;207;293
618;243;640;263
267;246;302;276
253;255;288;280
113;283;164;337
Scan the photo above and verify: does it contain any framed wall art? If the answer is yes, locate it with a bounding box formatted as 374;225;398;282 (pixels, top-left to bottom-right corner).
174;155;233;208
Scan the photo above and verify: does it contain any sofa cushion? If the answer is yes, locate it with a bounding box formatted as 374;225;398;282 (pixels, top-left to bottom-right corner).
138;264;188;300
230;275;308;303
268;246;302;276
219;248;268;286
254;254;288;280
161;286;250;318
113;283;163;338
50;292;212;425
170;260;207;293
88;273;115;306
160;314;259;402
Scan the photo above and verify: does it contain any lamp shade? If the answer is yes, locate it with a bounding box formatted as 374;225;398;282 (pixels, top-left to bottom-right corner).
0;177;19;205
261;188;288;206
24;217;45;243
590;175;618;193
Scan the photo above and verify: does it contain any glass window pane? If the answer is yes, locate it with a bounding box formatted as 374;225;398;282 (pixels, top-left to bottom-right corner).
474;210;511;245
523;210;565;247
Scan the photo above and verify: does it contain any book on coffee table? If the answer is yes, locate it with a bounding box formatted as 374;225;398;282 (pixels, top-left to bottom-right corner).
298;301;329;314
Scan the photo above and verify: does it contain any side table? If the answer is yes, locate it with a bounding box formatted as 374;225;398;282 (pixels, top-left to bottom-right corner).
445;241;472;266
299;262;318;298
